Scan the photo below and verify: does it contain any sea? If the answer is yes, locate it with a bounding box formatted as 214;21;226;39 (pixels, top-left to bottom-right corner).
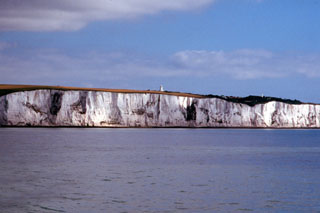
0;128;320;213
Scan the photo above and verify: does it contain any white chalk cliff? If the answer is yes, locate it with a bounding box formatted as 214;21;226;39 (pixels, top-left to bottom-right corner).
0;89;320;128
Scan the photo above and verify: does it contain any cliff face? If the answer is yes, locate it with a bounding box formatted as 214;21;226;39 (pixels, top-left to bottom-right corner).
0;89;320;128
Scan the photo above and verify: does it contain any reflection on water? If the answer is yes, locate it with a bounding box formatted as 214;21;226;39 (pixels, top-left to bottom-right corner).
1;128;320;212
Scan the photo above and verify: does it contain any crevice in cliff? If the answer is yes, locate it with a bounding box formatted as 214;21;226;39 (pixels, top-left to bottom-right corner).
0;96;8;125
308;112;316;126
23;102;46;115
156;95;161;121
186;100;197;121
146;112;154;118
50;91;63;116
132;108;146;115
109;93;122;125
4;97;8;112
271;111;278;126
200;107;210;123
71;91;87;114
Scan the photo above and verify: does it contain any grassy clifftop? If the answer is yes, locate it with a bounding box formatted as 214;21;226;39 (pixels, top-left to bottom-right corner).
0;84;204;98
0;84;309;106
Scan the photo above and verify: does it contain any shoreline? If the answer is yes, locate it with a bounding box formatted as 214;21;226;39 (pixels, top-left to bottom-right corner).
1;126;320;129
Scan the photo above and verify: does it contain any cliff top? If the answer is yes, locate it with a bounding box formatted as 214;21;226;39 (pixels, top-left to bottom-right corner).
0;84;311;106
0;84;204;98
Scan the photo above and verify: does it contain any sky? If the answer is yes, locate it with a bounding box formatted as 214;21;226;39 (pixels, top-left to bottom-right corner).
0;0;320;102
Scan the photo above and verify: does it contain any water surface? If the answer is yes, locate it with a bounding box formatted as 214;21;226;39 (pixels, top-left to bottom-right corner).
0;128;320;212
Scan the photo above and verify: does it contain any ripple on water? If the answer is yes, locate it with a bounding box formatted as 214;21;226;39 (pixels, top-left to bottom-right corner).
111;200;126;204
266;200;281;203
229;202;239;205
236;208;254;211
61;196;82;201
34;205;65;212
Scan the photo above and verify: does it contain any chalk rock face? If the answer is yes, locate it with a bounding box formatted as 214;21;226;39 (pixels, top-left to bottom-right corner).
0;90;320;128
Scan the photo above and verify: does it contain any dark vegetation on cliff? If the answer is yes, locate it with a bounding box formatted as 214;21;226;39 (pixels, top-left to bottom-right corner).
0;84;309;107
204;94;303;107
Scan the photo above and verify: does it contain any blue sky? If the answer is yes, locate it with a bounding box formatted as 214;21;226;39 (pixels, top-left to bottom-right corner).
0;0;320;102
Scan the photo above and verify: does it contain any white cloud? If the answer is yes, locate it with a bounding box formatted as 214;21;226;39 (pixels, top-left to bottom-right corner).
1;48;320;88
0;49;183;87
0;0;214;31
294;55;320;77
171;49;319;79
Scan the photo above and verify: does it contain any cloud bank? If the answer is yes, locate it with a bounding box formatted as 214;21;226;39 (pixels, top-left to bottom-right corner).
0;0;214;31
1;47;320;88
171;50;305;79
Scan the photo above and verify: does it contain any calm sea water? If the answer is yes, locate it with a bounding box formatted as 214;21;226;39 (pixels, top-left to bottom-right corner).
0;128;320;213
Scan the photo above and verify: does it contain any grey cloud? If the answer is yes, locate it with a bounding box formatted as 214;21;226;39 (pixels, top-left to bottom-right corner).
0;0;214;31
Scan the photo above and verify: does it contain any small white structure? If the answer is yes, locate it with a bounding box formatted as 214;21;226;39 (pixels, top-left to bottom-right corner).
160;85;164;92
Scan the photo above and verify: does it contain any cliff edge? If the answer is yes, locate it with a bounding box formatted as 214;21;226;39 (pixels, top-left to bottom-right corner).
0;85;319;128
